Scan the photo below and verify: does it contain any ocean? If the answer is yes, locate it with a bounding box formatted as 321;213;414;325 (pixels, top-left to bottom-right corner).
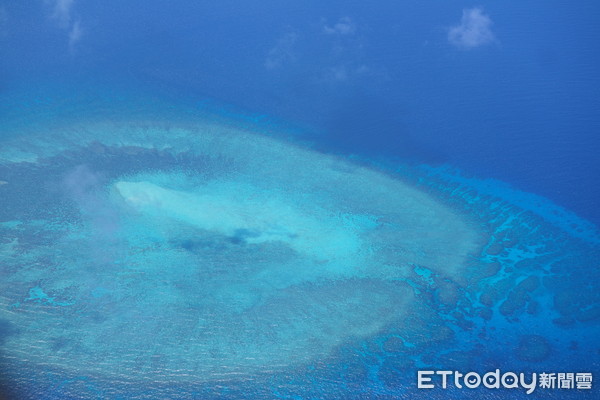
0;1;599;399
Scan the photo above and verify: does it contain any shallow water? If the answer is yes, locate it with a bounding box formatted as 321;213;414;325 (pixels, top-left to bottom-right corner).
0;85;598;399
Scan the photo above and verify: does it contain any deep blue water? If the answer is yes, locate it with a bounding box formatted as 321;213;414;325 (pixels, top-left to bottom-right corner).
0;1;599;399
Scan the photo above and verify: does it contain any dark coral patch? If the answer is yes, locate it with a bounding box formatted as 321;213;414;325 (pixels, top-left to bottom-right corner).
515;334;551;362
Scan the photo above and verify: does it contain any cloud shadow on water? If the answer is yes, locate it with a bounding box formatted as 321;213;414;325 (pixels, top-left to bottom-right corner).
320;90;447;164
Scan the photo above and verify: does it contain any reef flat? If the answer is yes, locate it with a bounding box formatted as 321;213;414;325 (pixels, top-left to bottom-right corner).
0;111;598;399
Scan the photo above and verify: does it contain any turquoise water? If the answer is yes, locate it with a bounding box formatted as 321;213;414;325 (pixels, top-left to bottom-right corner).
0;82;598;399
1;1;600;398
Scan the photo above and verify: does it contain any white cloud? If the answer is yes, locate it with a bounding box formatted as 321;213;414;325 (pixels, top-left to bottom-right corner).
323;17;356;36
265;18;386;86
328;65;349;82
68;19;83;50
448;7;495;50
48;0;75;28
320;63;385;85
325;65;367;82
265;31;298;70
44;0;84;49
